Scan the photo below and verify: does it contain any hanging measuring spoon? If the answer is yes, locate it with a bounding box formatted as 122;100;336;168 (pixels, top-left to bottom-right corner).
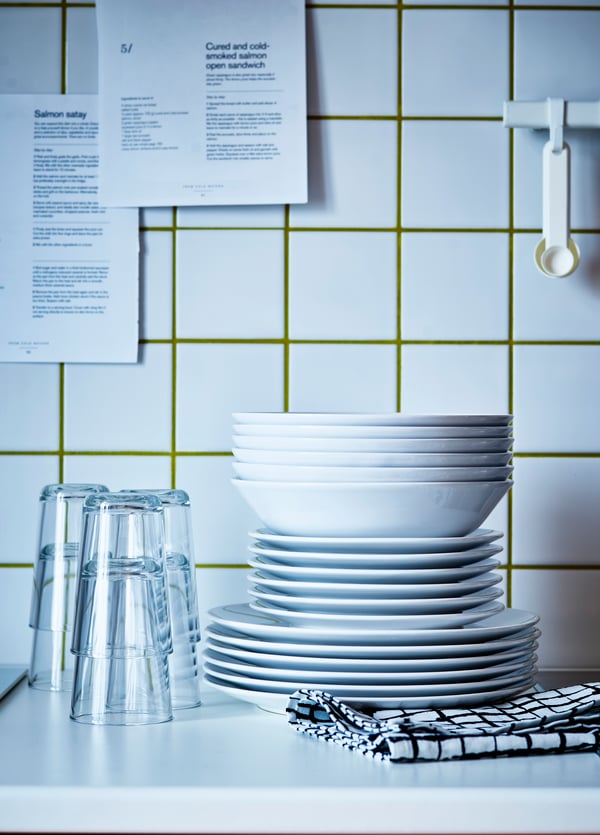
534;99;579;278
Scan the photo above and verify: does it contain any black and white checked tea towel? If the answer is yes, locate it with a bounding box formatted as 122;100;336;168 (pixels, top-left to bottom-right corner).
287;683;600;762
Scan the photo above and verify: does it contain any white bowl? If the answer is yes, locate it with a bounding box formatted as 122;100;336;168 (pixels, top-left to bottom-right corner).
232;434;514;453
232;448;513;468
233;423;513;439
232;478;512;538
234;412;513;427
232;461;514;483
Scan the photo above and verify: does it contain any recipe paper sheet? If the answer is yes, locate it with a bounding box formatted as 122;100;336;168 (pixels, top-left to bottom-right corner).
0;94;139;363
95;0;308;207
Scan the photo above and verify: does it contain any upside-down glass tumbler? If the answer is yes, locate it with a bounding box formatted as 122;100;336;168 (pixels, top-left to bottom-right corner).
70;492;173;725
28;483;109;692
121;489;202;709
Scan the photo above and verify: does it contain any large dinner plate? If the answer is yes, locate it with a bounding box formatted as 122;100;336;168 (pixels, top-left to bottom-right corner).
204;662;533;696
247;587;504;616
247;555;502;583
208;603;538;645
247;570;502;599
234;413;513;427
204;647;536;685
204;629;539;670
249;528;503;555
204;674;534;713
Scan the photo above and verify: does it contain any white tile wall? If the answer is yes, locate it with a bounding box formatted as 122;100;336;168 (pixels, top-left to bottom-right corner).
289;232;397;339
402;121;509;228
1;3;600;678
140;231;173;340
400;345;509;414
289;120;397;228
176;344;284;451
512;457;600;567
307;8;398;117
403;10;509;117
288;345;397;412
401;233;509;340
176;230;284;339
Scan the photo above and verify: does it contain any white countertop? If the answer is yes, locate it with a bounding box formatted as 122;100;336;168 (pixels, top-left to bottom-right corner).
1;674;600;834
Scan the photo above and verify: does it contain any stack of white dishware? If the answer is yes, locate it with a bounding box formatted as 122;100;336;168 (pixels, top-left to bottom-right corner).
203;414;539;714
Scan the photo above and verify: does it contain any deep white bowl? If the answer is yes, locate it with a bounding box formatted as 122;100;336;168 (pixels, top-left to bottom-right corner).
232;478;512;538
232;448;513;468
233;413;513;427
232;435;514;454
232;461;514;483
233;423;513;439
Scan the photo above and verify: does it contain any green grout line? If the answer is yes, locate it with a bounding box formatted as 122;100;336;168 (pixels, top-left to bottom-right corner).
58;365;65;481
283;204;290;412
171;206;177;488
196;564;248;570
396;5;402;412
0;564;34;569
177;450;233;457
510;564;600;571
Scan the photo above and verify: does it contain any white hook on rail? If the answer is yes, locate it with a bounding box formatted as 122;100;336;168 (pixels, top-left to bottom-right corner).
534;98;579;278
503;96;590;278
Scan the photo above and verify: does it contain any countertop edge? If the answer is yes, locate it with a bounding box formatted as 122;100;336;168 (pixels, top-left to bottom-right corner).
2;785;600;834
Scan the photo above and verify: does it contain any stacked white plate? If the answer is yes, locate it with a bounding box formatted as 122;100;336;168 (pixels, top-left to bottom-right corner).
204;414;539;713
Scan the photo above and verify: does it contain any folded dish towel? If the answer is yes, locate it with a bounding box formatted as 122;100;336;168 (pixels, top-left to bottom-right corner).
287;683;600;762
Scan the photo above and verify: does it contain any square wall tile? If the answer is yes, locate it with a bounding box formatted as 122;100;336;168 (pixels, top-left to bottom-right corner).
176;231;284;339
512;457;600;567
0;9;62;93
66;7;98;94
288;345;397;412
401;233;508;340
513;346;600;452
400;345;509;414
140;208;173;228
290;120;397;229
402;122;509;228
177;205;284;228
0;365;60;450
513;129;600;230
513;233;600;341
511;569;600;668
64;344;172;451
177;456;262;565
176;344;283;451
307;8;397;116
0;569;31;664
0;456;59;565
403;10;508;117
140;231;173;341
196;567;248;629
515;11;600;100
410;0;507;4
62;454;172;491
289;232;397;340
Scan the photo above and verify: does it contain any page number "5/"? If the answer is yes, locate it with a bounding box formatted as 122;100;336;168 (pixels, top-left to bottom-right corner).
121;43;133;54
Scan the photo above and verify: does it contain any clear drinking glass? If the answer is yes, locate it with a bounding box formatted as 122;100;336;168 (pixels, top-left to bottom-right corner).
70;492;173;725
28;483;109;691
121;489;202;709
